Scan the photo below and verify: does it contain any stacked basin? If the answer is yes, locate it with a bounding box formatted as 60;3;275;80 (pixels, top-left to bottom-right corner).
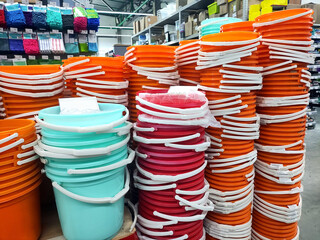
252;9;314;240
0;119;41;240
199;17;242;37
175;40;201;86
125;46;179;122
196;31;262;239
34;103;135;240
63;57;128;105
133;89;215;239
0;65;64;122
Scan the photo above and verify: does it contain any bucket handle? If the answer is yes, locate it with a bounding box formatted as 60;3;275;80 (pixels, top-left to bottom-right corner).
133;131;201;144
67;148;135;175
34;108;129;133
52;168;130;204
0;137;24;153
165;136;211;152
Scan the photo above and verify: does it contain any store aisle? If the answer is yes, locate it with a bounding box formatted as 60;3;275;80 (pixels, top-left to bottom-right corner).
300;109;320;240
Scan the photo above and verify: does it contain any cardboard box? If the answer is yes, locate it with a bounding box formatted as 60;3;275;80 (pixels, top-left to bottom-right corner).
228;1;237;17
217;0;228;5
135;20;140;33
237;9;243;19
139;18;145;31
302;4;320;23
286;4;300;9
198;10;208;24
219;3;228;15
185;21;193;37
187;0;195;4
176;0;188;9
289;0;301;4
164;24;176;33
133;21;137;34
249;0;261;5
145;16;158;28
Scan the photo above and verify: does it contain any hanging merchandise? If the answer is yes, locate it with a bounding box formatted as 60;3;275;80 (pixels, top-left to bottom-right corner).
0;119;42;240
13;58;27;65
27;56;39;65
34;102;134;240
133;88;215;239
0;30;9;52
5;3;26;28
251;9;314;240
88;33;98;53
175;40;201;86
0;3;6;27
196;31;262;240
46;5;63;30
21;4;33;28
0;65;64;122
64;33;79;54
86;8;99;31
49;32;65;54
9;32;24;53
23;33;40;55
1;59;13;66
199;17;242;37
61;7;74;30
73;7;87;33
78;34;88;53
38;32;51;54
32;6;47;30
125;45;179;122
62;57;128;105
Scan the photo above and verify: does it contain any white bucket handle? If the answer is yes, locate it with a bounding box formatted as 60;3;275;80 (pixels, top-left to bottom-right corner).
35;108;129;133
52;168;130;204
67;148;135;175
133;131;201;144
0;137;24;153
0;86;64;98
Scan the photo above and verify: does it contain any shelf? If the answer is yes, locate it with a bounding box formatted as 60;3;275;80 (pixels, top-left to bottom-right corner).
308;64;320;68
311;36;320;39
313;24;320;27
163;40;179;46
310;86;320;90
132;0;213;40
307;110;317;116
310;75;320;79
309;98;319;104
313;45;320;48
185;33;199;40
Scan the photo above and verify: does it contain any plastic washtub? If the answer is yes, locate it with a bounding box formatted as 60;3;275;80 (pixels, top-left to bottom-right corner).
38;103;126;127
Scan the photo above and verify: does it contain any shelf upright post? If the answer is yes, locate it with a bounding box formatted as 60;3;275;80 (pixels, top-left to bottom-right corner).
148;27;151;45
178;10;181;43
243;0;248;21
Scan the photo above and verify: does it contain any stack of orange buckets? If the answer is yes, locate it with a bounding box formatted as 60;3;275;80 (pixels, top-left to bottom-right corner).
0;65;64;123
252;9;314;240
125;46;178;122
0;119;41;240
196;31;262;239
175;40;201;86
63;57;128;105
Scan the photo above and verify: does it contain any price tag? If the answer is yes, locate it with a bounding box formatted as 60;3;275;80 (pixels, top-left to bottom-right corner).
67;29;74;34
6;0;14;4
25;28;33;33
29;55;36;60
22;0;29;4
54;56;61;60
52;29;59;33
63;2;69;8
67;55;73;58
89;30;95;34
0;55;7;59
36;1;42;6
49;1;56;6
69;38;75;43
14;55;22;59
80;55;85;57
0;28;3;32
10;28;18;33
81;30;88;34
42;55;49;60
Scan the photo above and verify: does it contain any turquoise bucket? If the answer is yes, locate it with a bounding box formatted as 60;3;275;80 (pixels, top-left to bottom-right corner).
48;167;128;240
38;103;126;127
200;17;242;37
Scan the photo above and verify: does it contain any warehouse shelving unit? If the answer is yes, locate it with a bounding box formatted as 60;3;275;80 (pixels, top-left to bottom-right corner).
131;0;249;45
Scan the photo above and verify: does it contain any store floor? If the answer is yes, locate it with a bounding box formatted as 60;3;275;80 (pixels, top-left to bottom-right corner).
300;108;320;240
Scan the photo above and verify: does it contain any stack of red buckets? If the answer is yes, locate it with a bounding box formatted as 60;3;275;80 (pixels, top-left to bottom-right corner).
125;46;179;122
252;9;314;240
175;40;201;86
133;89;214;239
63;57;128;105
196;31;262;239
0;119;41;240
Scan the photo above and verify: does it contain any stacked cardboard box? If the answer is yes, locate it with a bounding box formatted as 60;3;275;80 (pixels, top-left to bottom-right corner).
133;16;158;34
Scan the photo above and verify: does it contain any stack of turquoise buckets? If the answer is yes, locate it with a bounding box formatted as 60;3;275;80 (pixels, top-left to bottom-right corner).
199;17;242;37
34;103;134;240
